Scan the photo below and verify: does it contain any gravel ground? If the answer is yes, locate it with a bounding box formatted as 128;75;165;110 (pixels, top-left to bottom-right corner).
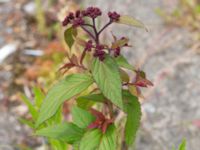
81;0;200;150
0;0;200;150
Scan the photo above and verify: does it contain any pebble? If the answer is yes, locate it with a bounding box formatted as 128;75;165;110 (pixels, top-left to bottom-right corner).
23;2;36;16
0;43;18;64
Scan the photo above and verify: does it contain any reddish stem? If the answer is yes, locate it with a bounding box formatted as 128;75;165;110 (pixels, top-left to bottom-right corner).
92;18;99;44
80;49;87;65
81;26;96;41
98;21;112;35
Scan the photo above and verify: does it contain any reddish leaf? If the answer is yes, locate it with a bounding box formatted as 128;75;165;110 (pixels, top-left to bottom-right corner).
88;120;101;129
133;70;153;87
59;63;75;71
90;108;105;121
101;119;113;133
71;54;79;65
88;108;113;133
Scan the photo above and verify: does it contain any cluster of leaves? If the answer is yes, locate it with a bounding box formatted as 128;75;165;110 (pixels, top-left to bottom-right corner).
22;7;153;150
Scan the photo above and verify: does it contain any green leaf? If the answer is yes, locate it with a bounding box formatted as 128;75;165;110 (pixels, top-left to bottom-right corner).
115;55;134;70
19;118;34;128
73;141;80;150
20;94;38;120
178;139;186;150
33;87;45;109
99;125;116;150
119;69;129;82
91;56;123;108
36;74;93;127
72;106;95;128
45;106;63;126
36;122;84;144
64;27;77;49
80;129;102;150
117;15;148;31
49;139;67;150
77;93;105;109
123;90;142;145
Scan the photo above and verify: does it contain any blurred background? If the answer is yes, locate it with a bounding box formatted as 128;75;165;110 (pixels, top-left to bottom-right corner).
0;0;200;150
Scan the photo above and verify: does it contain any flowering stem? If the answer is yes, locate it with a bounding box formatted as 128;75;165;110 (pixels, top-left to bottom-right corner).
98;21;112;35
92;18;99;44
80;49;87;65
81;26;96;41
82;23;94;28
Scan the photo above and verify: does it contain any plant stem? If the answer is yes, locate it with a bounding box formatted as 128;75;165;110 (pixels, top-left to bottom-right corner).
80;49;86;65
81;26;96;41
92;18;99;44
122;141;128;150
98;21;112;35
107;100;114;119
82;23;94;28
76;64;87;70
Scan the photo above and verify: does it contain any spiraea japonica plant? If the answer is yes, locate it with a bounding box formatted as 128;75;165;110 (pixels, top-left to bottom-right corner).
22;7;154;150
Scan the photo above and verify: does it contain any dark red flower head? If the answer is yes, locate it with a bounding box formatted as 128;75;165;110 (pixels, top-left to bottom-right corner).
108;11;120;22
93;45;106;61
72;17;85;27
75;10;81;18
93;50;106;61
62;12;75;26
84;40;93;51
68;12;75;20
114;47;121;57
84;7;102;19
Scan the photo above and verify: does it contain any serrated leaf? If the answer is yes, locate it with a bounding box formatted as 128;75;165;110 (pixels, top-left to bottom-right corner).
77;93;105;109
128;85;144;98
80;129;102;150
36;74;93;127
45;106;63;126
99;125;116;150
115;55;134;70
33;87;45;109
20;94;38;120
178;139;186;150
91;56;123;108
64;27;77;49
36;122;84;144
49;139;67;150
123;90;142;145
72;106;95;128
117;15;148;31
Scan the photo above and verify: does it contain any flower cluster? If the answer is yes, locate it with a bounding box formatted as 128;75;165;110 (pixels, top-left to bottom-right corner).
108;11;120;22
62;11;85;27
62;7;102;27
84;40;93;51
62;7;123;61
82;7;102;18
93;45;106;61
